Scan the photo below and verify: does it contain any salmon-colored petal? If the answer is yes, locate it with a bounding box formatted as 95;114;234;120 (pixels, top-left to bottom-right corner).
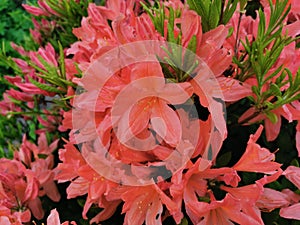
43;180;61;202
296;122;300;157
256;188;290;211
145;198;163;225
131;62;164;82
22;4;50;16
218;77;252;102
180;9;202;49
238;107;264;125
285;20;300;37
265;115;281;141
159;82;193;105
117;99;152;145
151;101;181;147
280;203;300;220
47;209;61;225
23;173;39;203
28;198;44;220
233;125;282;173
283;166;300;190
66;177;89;199
221;183;263;204
90;199;120;224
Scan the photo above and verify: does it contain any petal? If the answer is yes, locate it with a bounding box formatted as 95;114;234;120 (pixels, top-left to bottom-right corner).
66;177;89;199
217;77;252;102
180;10;202;49
265;116;281;141
256;188;290;211
151;101;181;147
296;122;300;157
221;183;263;204
207;49;232;77
131;62;164;82
233;126;282;173
283;166;300;190
159;82;193;105
285;20;300;37
47;209;61;225
116;98;152;146
145;199;163;225
43;180;61;202
28;198;44;220
22;4;49;16
280;203;300;220
238;107;265;125
90;199;120;224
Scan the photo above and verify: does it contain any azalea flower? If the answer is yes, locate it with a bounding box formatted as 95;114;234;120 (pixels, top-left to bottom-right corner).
226;3;300;145
47;209;77;225
12;133;61;214
232;125;282;173
55;142;120;224
188;192;262;225
23;0;60;17
112;63;194;148
0;93;22;116
0;159;42;222
107;184;180;225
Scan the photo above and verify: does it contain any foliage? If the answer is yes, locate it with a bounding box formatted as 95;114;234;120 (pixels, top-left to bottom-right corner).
187;0;239;32
0;0;34;157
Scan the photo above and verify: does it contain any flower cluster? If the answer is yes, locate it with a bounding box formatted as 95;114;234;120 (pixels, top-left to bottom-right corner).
1;0;300;224
0;134;59;223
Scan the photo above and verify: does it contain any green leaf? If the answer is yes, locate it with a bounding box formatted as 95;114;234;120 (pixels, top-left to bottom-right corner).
167;23;176;43
187;35;197;53
216;151;232;167
58;41;66;80
187;0;210;31
227;26;234;38
222;0;238;24
29;77;65;94
28;120;36;141
0;0;8;12
187;0;209;18
265;111;278;124
0;22;7;35
77;198;86;207
0;147;4;158
263;65;283;84
267;181;282;191
242;172;258;184
285;68;293;86
251;85;260;96
208;0;221;29
290;158;299;167
239;0;248;11
269;83;282;96
178;217;189;225
257;9;266;41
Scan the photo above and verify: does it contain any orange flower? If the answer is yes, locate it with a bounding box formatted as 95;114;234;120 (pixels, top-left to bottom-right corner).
233;125;282;173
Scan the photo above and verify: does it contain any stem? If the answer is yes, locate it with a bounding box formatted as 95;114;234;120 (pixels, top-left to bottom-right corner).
7;111;60;117
238;110;261;125
219;0;225;25
234;12;243;57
